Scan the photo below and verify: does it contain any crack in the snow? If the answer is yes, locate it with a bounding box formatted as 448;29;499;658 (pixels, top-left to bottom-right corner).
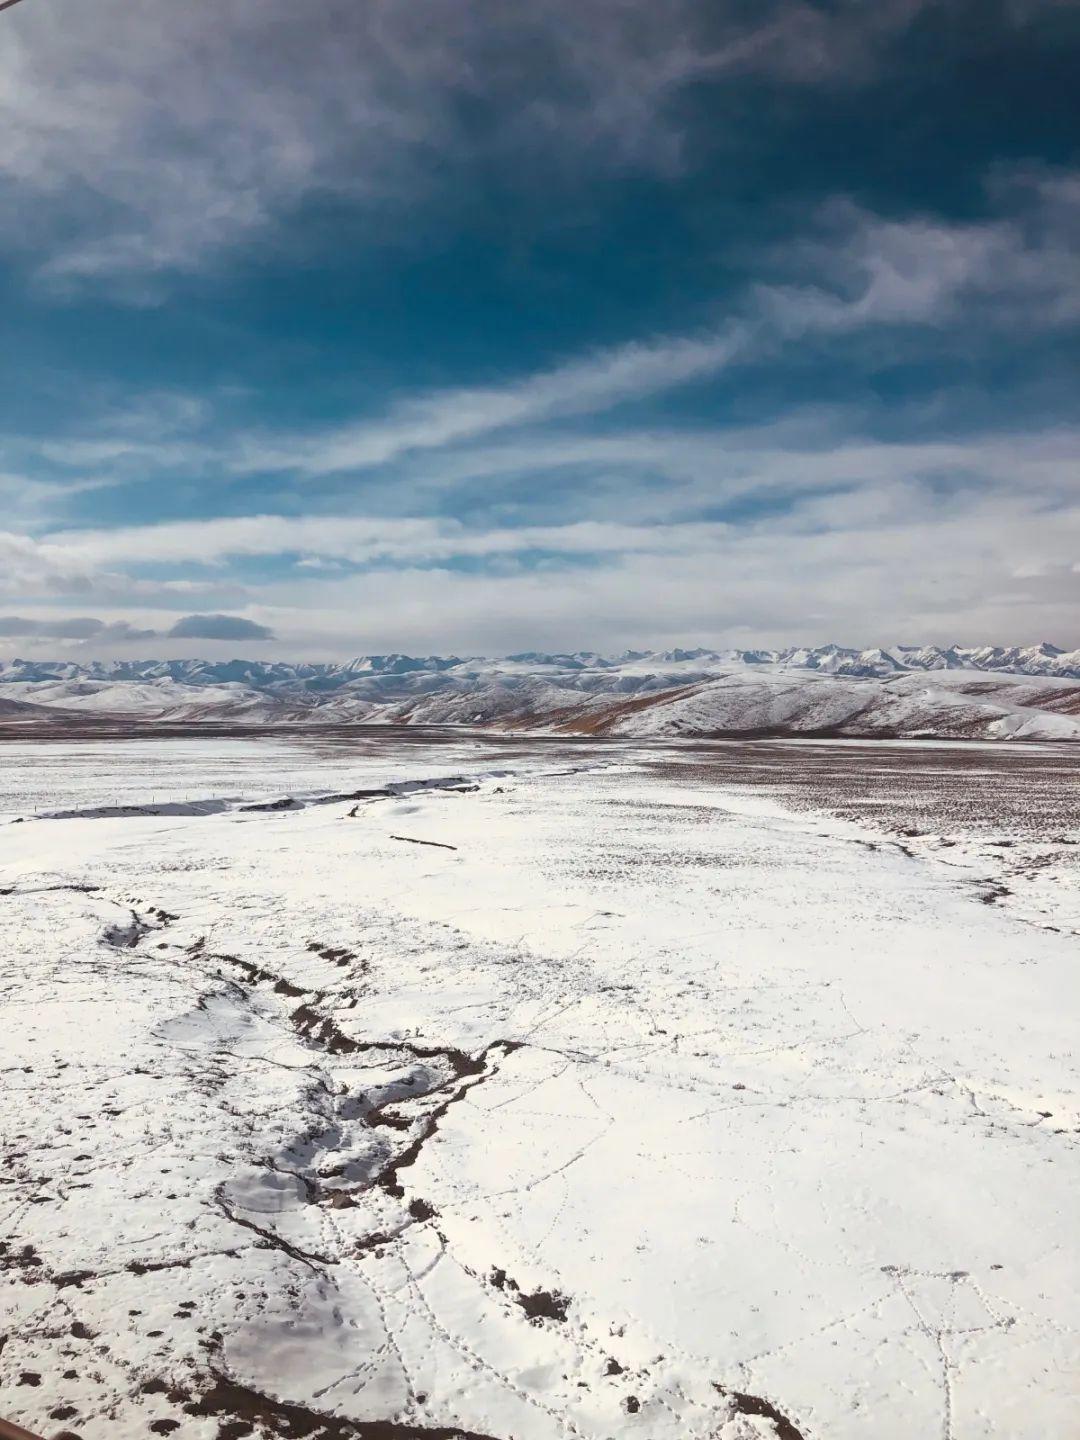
213;1193;335;1272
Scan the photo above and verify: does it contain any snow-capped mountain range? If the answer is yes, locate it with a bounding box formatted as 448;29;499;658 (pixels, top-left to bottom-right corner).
1;643;1079;741
2;641;1079;688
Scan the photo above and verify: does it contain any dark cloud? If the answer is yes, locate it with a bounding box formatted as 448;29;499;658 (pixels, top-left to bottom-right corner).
0;615;157;641
167;613;275;640
4;0;1072;284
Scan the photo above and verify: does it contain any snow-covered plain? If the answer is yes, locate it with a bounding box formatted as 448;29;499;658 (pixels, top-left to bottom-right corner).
1;733;1078;1440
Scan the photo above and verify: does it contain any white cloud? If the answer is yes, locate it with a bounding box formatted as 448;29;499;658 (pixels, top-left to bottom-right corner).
7;415;1073;655
11;488;1078;656
240;482;1079;655
23;421;1074;570
0;530;238;604
371;421;1080;525
759;169;1080;332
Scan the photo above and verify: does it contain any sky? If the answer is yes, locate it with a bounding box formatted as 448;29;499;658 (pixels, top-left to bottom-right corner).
1;0;1078;659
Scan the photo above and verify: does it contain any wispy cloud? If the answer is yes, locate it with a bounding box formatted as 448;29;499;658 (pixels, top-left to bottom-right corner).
0;471;117;527
30;423;1079;574
233;328;750;476
210;168;1080;481
759;167;1080;332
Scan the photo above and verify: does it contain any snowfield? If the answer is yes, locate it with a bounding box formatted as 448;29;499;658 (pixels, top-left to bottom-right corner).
1;732;1078;1440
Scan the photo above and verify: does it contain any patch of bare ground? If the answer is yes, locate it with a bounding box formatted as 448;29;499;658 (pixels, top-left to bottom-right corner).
713;1386;806;1440
166;1372;501;1440
1033;688;1080;715
488;1269;570;1323
548;684;709;735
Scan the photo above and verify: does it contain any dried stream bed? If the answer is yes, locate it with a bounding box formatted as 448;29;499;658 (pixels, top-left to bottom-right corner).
0;733;1077;1440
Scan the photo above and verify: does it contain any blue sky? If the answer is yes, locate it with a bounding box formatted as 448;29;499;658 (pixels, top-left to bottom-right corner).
1;0;1078;656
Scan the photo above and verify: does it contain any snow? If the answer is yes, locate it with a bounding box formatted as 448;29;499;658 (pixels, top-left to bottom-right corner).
0;733;1078;1440
2;648;1079;740
599;669;1080;742
0;677;266;718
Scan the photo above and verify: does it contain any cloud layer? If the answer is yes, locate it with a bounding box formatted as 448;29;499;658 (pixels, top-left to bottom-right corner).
3;0;998;284
0;613;272;645
5;411;1076;655
2;0;1077;656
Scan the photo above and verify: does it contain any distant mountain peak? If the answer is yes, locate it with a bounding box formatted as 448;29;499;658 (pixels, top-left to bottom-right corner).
0;643;1076;694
